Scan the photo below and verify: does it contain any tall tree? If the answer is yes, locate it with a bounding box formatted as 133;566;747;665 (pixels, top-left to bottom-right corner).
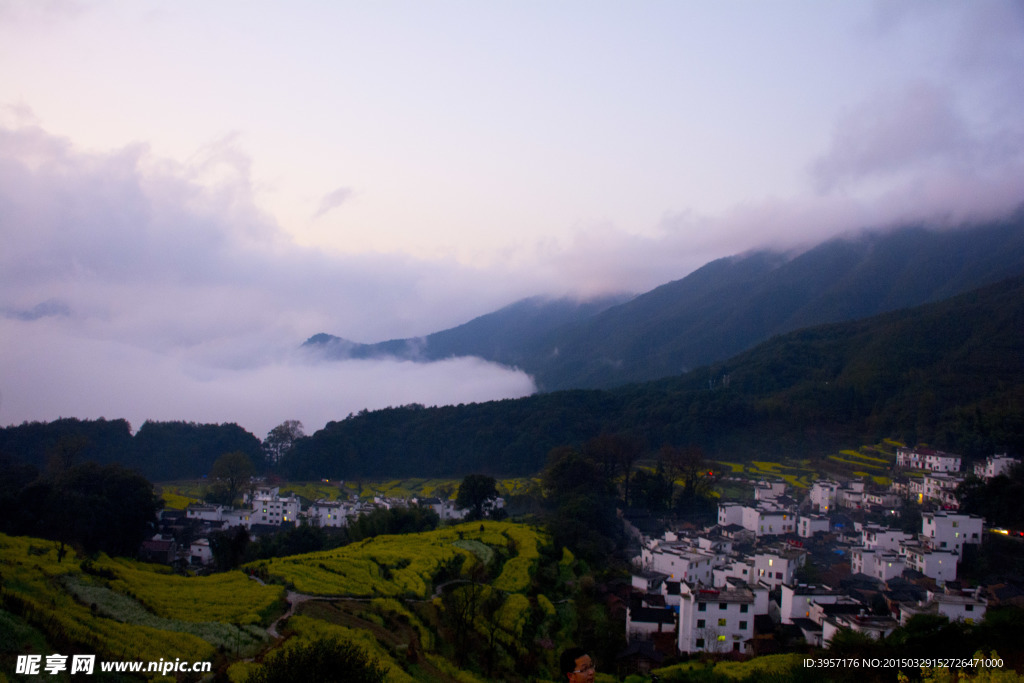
541;447;619;561
583;434;641;507
210;451;254;506
263;420;305;467
455;474;499;520
659;444;715;507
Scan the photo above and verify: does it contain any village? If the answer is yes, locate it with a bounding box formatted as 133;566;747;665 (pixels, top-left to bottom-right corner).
140;446;1022;671
143;484;503;567
621;449;1022;669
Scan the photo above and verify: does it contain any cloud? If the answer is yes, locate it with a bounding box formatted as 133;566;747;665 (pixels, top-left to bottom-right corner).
0;316;535;438
810;83;971;192
0;122;541;435
312;186;354;220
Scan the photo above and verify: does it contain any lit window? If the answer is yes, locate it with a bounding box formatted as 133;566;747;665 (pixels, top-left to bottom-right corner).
718;618;727;627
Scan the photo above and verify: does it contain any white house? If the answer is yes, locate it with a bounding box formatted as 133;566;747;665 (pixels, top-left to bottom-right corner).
718;503;744;527
678;583;758;654
712;560;754;588
751;548;805;589
647;546;715;585
921;511;983;556
307;500;349;528
861;525;911;552
186;504;225;522
249;487;301;525
899;591;987;626
973;454;1020;480
903;545;959;584
798;515;830;538
754;480;786;502
189;538;213;566
850;548;905;582
626;606;677;644
779;584;847;625
897;447;962;473
921;473;966;509
809;480;840;513
632;570;670;594
718;503;797;537
822;613;898;645
838;481;866;509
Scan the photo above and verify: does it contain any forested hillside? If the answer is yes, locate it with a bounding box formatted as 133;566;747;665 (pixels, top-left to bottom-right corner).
307;214;1024;391
0;420;264;482
282;273;1024;479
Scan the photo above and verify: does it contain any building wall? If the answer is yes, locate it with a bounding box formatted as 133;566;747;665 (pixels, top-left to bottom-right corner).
678;595;754;654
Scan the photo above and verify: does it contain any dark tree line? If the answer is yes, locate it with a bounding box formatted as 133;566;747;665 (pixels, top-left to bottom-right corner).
0;418;265;482
0;451;159;558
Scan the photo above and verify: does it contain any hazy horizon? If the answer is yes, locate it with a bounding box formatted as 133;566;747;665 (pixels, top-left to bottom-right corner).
2;1;1023;438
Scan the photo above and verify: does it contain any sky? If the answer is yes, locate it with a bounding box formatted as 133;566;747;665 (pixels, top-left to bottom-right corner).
1;1;1023;439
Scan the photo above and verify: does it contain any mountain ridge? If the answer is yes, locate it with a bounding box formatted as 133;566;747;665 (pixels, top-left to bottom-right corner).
305;211;1024;391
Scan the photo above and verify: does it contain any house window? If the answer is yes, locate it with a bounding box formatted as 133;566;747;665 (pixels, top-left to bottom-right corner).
698;603;706;612
696;638;704;648
718;635;727;642
718;618;727;627
776;572;783;579
733;643;740;652
697;619;705;628
740;621;747;629
719;603;727;610
740;604;748;613
966;605;974;612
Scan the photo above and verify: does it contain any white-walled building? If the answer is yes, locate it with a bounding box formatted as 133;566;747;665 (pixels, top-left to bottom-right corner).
899;591;987;625
922;511;983;556
754;480;787;502
626;606;677;644
903;545;959;584
861;525;911;552
850;548;906;582
809;480;840;513
646;545;715;585
186;504;225;523
718;503;797;537
974;454;1020;480
307;500;350;528
779;584;847;625
897;447;962;473
752;548;805;589
922;473;967;509
798;515;830;538
678;583;758;654
822;613;898;645
838;481;866;509
189;538;213;566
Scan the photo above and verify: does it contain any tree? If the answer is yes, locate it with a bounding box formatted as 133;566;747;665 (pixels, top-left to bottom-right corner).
209;525;250;571
659;443;716;519
246;636;385;683
456;474;499;520
630;464;673;513
263;420;304;467
541;447;619;561
210;451;254;506
582;434;641;507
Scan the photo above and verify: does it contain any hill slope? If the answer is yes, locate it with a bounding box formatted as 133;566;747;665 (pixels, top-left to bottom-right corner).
306;213;1024;391
284;273;1024;479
